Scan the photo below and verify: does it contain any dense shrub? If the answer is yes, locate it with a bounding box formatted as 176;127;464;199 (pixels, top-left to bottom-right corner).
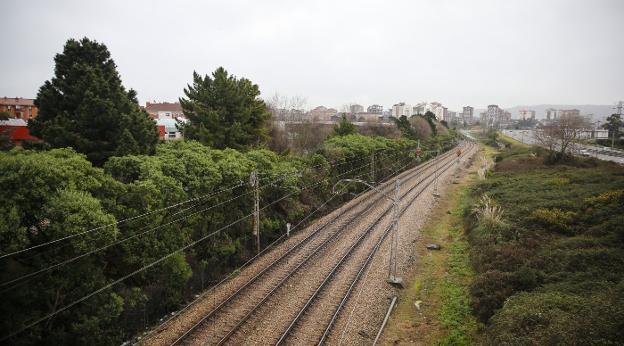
466;140;624;344
487;287;624;345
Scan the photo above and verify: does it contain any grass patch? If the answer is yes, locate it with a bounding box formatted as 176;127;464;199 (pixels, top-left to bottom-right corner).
498;132;529;148
438;216;477;345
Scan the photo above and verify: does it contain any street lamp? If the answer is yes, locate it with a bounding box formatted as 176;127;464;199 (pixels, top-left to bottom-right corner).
333;178;403;287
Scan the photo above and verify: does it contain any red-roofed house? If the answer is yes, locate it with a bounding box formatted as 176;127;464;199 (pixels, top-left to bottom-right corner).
0;118;39;145
144;102;184;120
0;97;38;120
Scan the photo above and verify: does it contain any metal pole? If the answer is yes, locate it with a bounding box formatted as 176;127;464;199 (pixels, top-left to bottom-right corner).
370;151;375;183
387;179;402;287
372;296;398;345
433;150;440;197
250;170;260;254
392;179;400;280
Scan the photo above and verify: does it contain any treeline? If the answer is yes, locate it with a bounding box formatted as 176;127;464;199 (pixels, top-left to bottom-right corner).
0;135;427;345
466;141;624;344
0;37;458;345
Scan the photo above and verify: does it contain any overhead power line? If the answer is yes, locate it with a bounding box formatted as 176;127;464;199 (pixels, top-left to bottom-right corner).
0;159;374;290
0;181;246;260
0;150;423;341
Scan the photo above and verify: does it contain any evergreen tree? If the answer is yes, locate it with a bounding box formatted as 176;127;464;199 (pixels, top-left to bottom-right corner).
392;115;416;139
422;111;438;136
179;67;270;149
29;38;158;165
603;113;623;148
332;115;357;136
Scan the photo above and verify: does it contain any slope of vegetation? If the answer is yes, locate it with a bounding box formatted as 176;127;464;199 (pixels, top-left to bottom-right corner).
466;140;624;345
0;134;442;345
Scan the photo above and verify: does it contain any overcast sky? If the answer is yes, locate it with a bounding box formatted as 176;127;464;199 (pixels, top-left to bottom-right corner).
2;0;623;111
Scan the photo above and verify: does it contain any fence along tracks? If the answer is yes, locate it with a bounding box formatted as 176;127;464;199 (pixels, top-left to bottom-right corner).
147;142;471;346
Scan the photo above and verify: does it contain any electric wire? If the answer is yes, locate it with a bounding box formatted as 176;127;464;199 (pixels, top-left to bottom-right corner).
0;181;247;260
0;158;383;342
2;148;392;260
1;159;375;291
155;155;420;343
146;156;413;342
0;147;428;342
0;190;252;290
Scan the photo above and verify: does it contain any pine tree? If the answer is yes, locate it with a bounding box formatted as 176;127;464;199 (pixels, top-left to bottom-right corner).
29;38;158;165
179;67;270;149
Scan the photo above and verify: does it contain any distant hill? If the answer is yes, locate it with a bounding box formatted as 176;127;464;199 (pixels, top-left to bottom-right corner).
475;104;618;120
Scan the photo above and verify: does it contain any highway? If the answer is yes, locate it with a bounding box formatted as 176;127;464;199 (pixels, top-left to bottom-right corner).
502;129;624;165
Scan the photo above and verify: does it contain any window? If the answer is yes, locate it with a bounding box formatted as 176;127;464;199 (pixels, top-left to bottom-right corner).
168;131;176;138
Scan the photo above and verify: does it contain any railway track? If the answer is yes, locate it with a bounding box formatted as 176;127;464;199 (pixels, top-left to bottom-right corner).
277;142;477;345
145;142;473;346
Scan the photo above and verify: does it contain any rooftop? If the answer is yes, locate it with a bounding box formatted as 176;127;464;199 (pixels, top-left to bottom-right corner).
0;97;35;106
145;102;182;112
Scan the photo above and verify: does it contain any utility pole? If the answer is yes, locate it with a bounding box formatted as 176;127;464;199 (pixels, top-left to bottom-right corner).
388;179;402;287
250;170;260;254
415;140;422;162
611;101;623;148
331;178;403;287
432;149;440;197
454;148;461;177
370;151;375;183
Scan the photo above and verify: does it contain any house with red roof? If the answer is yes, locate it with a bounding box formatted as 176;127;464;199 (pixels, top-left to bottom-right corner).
0;118;39;145
0;97;38;120
144;102;184;120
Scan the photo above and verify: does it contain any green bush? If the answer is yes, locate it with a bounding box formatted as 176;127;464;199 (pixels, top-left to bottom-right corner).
531;208;576;234
465;149;624;344
487;287;624;345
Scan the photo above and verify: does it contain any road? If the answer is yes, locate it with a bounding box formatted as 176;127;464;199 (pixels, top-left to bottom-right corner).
502;129;624;165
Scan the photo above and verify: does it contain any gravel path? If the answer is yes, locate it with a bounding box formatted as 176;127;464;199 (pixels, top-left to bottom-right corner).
141;144;473;346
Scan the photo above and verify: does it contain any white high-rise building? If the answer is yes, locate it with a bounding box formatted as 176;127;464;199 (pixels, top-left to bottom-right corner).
392;102;412;117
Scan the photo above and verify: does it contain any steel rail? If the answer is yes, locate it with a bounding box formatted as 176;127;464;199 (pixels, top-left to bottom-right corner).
214;145;467;346
315;143;476;345
169;147;457;346
275;143;474;345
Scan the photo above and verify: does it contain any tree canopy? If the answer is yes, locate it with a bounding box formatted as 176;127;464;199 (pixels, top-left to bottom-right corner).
332;115;357;136
29;37;158;165
178;68;271;150
603;113;623;147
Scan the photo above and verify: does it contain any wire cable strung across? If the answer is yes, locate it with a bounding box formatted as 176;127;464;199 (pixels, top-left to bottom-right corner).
0;157;375;289
1;149;388;261
167;153;437;345
0;189;253;290
0;154;388;341
145;155;419;341
0;181;246;260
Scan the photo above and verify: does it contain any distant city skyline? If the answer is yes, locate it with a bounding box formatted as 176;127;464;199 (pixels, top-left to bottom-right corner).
1;0;623;112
